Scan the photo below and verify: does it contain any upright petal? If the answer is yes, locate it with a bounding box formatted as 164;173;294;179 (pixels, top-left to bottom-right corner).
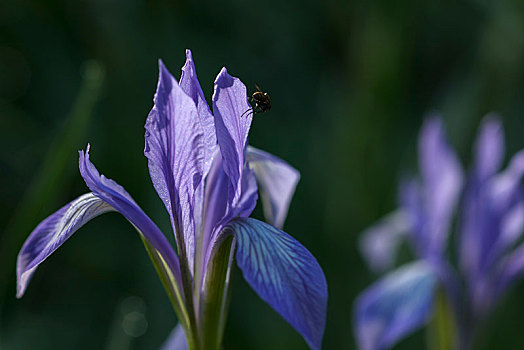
226;218;327;350
354;261;438;350
460;116;505;275
479;151;524;269
212;68;252;208
17;193;113;297
235;164;258;219
474;115;505;182
474;151;524;303
246;146;300;229
418;117;463;256
489;150;524;214
179;49;217;178
145;61;205;272
359;210;411;273
200;155;230;252
179;50;218;258
202;159;258;246
78;146;183;293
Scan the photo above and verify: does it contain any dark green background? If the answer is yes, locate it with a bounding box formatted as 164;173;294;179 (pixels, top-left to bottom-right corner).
1;0;524;349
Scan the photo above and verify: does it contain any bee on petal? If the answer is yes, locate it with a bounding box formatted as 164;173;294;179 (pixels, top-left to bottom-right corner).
241;84;271;118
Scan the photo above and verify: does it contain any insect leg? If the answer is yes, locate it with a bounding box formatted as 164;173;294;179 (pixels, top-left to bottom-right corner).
240;107;254;118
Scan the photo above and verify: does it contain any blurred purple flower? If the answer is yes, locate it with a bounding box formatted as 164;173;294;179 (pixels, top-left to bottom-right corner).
17;50;327;350
355;115;524;349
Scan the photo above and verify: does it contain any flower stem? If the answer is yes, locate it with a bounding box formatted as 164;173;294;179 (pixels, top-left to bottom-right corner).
171;220;200;350
199;234;236;350
427;288;458;350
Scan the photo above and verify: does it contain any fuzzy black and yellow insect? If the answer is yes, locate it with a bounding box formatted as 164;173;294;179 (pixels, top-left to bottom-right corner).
241;84;271;118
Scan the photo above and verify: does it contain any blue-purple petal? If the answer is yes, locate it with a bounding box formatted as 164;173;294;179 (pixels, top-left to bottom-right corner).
179;49;217;178
235;164;258;219
160;324;188;350
460;117;505;276
227;217;327;350
179;50;218;257
79;145;182;289
474;115;505;182
16;193;113;298
417;117;463;256
399;178;426;258
145;60;205;271
359;210;411;273
478;151;524;271
212;68;252;208
200;155;230;253
354;261;438;350
246;146;300;229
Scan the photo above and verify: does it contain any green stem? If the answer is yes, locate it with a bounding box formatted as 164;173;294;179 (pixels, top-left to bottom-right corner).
171;216;200;350
427;288;458;350
139;234;190;334
199;235;236;350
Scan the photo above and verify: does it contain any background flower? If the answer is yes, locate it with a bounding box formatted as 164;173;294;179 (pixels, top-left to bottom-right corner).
355;116;524;350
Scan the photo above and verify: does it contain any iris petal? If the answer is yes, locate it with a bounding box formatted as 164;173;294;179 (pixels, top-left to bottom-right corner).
16;193;113;298
417;116;463;256
179;50;218;257
354;261;438;350
246;146;300;229
145;60;205;272
212;68;252;208
179;49;217;178
227;218;327;350
474;115;505;182
460;116;505;276
78;146;183;292
160;324;188;350
359;210;411;273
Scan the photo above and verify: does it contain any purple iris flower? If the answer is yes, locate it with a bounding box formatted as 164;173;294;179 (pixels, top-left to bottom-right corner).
355;115;524;349
17;50;327;350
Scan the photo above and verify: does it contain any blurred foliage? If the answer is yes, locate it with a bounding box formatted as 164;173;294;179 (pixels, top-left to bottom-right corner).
1;0;523;349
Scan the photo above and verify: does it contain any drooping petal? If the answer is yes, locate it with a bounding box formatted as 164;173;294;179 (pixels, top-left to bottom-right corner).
418;117;463;256
78;146;183;294
246;146;300;229
145;60;205;272
354;261;438;350
160;324;188;350
16;193;113;298
212;68;252;208
359;210;411;273
399;178;426;258
226;218;327;350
